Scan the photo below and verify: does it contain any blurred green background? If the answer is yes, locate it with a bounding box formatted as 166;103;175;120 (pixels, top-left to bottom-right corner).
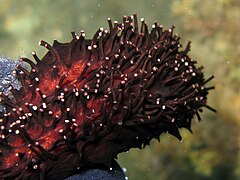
0;0;239;179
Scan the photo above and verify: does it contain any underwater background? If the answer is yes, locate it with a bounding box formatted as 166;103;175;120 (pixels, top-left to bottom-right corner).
0;0;239;179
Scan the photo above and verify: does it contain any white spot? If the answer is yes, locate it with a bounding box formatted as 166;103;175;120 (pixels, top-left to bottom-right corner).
15;130;20;134
12;70;17;75
118;121;123;126
152;67;158;71
1;134;5;139
42;103;47;109
100;70;105;74
65;120;70;123
156;98;160;105
122;167;127;173
16;120;21;124
81;31;85;37
32;106;38;111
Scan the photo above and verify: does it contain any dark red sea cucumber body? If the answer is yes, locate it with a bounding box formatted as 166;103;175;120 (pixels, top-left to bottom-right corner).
0;15;215;179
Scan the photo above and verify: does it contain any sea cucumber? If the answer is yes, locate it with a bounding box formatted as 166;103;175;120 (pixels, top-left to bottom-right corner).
0;14;215;179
